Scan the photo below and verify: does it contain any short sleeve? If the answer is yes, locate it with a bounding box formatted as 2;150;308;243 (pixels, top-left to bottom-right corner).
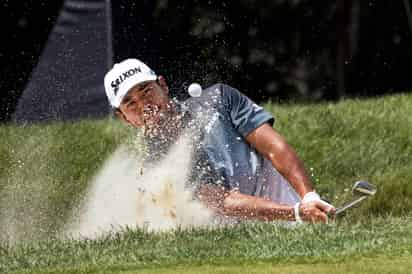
221;84;274;137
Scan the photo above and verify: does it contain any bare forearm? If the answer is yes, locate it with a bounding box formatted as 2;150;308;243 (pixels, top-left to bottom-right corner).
195;184;332;223
196;184;295;221
222;192;295;221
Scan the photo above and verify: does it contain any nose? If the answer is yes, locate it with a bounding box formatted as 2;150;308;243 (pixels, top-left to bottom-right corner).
142;104;158;127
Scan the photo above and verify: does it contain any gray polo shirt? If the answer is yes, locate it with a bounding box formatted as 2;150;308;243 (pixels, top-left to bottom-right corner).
184;83;300;205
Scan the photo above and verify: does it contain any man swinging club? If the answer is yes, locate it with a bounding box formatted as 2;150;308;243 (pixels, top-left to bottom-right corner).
104;58;335;224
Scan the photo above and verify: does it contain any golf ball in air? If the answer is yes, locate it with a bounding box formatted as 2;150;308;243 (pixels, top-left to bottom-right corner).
188;83;202;97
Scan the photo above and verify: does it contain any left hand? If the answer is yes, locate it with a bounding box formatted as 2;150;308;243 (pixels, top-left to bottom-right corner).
299;201;334;223
302;191;335;212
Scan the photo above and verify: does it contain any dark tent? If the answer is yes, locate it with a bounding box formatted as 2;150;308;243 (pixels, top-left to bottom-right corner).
13;0;113;122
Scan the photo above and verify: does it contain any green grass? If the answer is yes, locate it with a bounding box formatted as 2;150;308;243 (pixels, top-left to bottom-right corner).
24;256;412;274
265;93;412;216
93;256;412;274
0;118;131;241
2;217;412;273
1;92;412;273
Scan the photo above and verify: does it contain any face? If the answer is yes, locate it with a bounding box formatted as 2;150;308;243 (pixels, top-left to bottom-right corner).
117;76;172;130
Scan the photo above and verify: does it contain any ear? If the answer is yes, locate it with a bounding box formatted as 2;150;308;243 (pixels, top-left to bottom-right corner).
157;75;169;95
115;109;131;125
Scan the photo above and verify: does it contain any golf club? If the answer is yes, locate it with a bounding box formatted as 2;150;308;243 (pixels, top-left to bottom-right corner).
333;180;377;217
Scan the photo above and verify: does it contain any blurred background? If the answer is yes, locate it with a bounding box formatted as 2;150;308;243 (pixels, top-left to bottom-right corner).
1;0;412;122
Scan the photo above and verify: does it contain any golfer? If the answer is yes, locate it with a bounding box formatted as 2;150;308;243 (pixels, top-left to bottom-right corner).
104;58;335;223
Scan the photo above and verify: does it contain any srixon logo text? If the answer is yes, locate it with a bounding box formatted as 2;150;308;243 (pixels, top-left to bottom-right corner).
111;67;141;94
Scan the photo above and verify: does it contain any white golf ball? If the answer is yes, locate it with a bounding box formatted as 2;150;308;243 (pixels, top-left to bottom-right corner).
188;83;202;97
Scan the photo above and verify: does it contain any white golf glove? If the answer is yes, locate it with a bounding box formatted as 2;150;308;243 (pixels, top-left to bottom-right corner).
302;191;335;209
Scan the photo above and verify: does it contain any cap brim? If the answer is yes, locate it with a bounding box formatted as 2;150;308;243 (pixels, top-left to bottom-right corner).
111;74;157;108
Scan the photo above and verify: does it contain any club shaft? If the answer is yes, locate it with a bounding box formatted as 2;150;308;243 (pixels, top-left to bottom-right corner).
335;196;367;215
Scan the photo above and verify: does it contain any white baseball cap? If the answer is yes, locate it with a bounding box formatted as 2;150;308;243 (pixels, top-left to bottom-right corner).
104;58;157;108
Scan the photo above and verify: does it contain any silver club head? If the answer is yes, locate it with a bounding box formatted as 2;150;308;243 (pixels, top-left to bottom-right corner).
332;181;377;217
352;181;377;196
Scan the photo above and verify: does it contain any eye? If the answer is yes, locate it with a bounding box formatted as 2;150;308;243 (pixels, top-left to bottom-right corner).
138;83;149;91
142;85;153;94
126;100;136;109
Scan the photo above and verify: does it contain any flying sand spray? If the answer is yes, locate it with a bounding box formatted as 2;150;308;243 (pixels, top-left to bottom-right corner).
65;83;212;239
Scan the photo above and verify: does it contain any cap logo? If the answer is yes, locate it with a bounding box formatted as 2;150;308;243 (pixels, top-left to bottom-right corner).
111;67;142;94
